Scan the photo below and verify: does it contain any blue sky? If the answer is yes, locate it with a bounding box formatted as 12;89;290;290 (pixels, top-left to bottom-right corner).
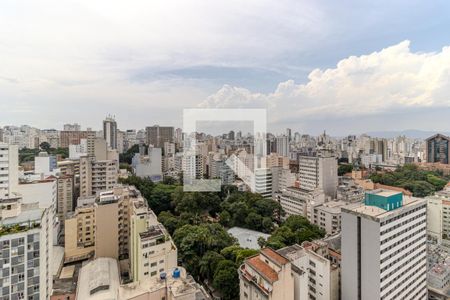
1;0;450;135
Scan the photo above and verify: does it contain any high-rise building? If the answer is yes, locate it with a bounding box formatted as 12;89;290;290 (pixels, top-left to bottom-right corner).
0;199;54;300
341;189;427;300
56;175;74;233
0;143;18;199
146;125;174;148
286;128;292;142
64;185;177;283
426;134;450;164
79;156;118;197
254;168;272;198
298;150;338;198
276;135;289;157
103;116;118;150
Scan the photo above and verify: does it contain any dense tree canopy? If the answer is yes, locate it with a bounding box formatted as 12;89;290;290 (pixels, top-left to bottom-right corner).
370;164;449;197
262;215;326;250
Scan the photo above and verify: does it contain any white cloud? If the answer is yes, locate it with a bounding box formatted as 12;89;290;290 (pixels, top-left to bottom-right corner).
200;41;450;124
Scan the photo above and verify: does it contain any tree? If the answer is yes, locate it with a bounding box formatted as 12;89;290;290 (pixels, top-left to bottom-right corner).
199;251;225;281
39;142;51;152
338;164;353;176
266;215;325;249
212;260;239;300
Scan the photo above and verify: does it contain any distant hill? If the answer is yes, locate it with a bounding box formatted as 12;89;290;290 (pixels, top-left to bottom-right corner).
364;129;450;139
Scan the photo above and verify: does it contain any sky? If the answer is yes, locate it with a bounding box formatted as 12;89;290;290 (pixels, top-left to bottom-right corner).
1;0;450;135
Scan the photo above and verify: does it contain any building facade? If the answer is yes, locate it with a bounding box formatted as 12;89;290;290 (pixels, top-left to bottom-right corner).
341;190;427;300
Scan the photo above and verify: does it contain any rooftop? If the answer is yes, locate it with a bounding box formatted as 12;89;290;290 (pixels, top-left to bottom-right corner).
261;248;289;266
246;255;279;283
345;195;425;220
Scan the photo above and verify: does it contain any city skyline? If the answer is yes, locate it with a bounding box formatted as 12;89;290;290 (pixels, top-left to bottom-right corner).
1;1;450;134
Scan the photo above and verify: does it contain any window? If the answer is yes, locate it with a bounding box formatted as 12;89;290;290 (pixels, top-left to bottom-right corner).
151;271;157;277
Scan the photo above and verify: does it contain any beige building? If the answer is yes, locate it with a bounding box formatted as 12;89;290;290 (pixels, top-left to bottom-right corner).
239;248;294;300
76;258;209;300
79;156;118;197
64;185;177;283
56;175;74;233
309;200;361;235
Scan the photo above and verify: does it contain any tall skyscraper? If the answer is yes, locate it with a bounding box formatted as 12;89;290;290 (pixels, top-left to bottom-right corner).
341;190;427;300
103;115;118;150
286;128;292;142
426;134;450;164
146;125;174;148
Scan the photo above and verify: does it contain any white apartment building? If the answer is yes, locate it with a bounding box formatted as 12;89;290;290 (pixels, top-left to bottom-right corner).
298;151;338;198
278;243;339;300
254;168;272;198
342;190;427;300
34;152;57;175
0;199;53;300
132;147;163;182
427;188;450;244
278;187;325;220
68;138;88;159
310;200;361;235
0;143;18;199
133;224;177;282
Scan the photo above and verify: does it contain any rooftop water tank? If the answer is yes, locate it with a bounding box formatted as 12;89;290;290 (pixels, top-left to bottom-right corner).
173;268;180;279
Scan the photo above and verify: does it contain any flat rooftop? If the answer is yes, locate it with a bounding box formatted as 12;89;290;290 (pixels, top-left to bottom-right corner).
368;189;401;197
346;195;425;219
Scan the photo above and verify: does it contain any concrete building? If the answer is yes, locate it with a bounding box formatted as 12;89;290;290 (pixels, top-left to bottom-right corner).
131;146;163;182
60;130;95;148
341;189;427;300
278;243;339;300
0;198;53;300
277;187;326;219
56;175;74;234
75;257;120;300
426;188;450;244
64;185;177;283
0;143;18;199
426;134;450;164
69;138;88;159
275;135;290;157
76;259;209;300
146;125;174;148
254;168;272;198
298;150;338;198
239;248;294;300
34;151;57;175
79;156;118;197
310;200;360;235
133;224;177;282
208;154;234;186
103;116;118;150
63;123;81;131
